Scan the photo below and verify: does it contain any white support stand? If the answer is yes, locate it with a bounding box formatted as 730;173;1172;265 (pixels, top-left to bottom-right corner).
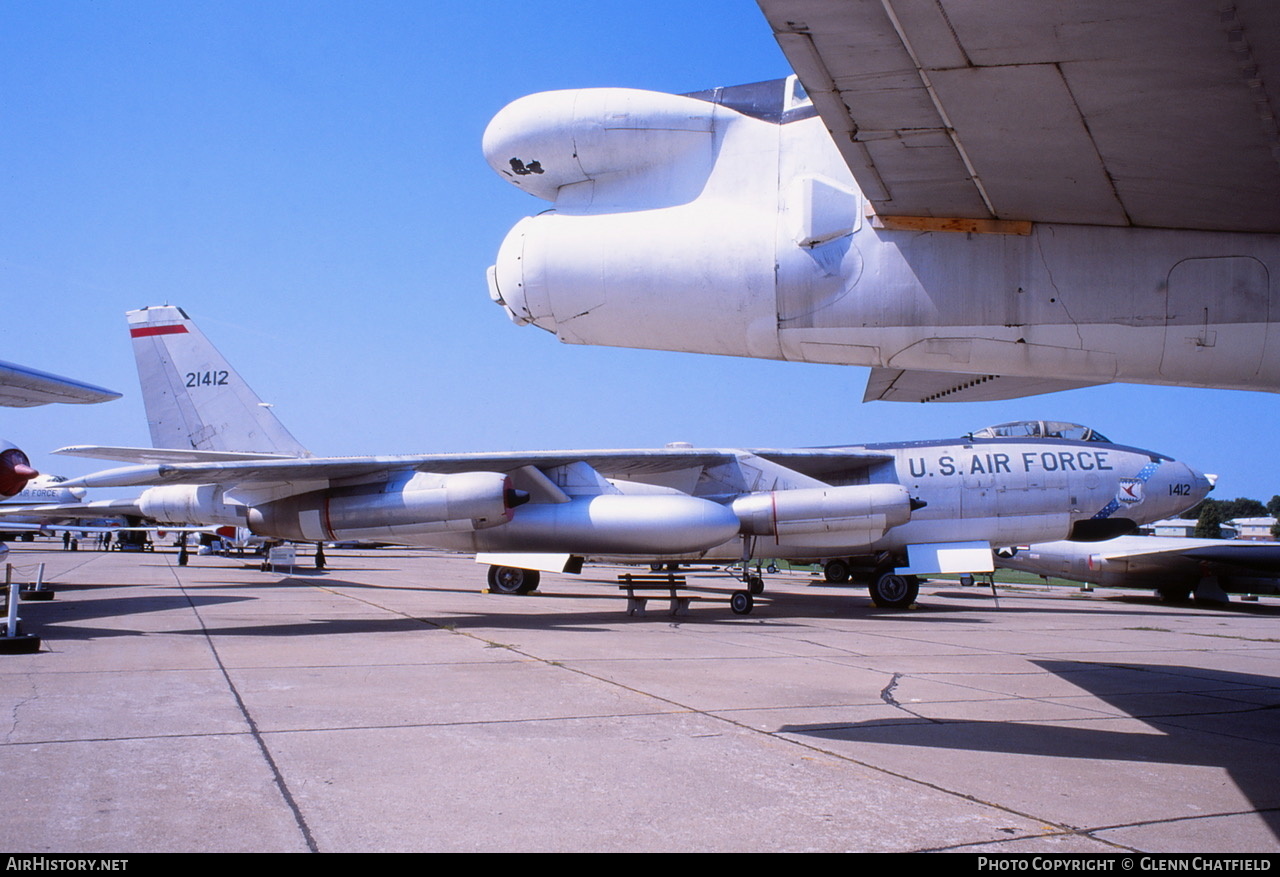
266;545;297;574
19;563;52;601
1;563;40;653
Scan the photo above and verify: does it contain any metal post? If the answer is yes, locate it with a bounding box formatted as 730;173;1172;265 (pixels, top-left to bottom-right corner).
5;564;17;638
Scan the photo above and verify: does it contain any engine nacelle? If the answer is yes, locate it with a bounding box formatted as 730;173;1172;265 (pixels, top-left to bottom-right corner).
483;88;715;204
139;484;245;526
248;471;517;543
732;484;913;548
467;493;741;555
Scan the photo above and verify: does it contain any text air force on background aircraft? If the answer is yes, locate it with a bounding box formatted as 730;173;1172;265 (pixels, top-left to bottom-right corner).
484;1;1280;403
45;307;1213;610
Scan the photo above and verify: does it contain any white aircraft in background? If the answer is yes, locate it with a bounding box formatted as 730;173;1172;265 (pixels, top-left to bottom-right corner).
36;306;1211;613
484;2;1280;402
0;474;85;536
996;537;1280;605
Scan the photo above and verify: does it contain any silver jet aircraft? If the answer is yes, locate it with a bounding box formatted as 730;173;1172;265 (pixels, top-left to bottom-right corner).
996;537;1280;605
485;2;1280;402
53;307;1212;612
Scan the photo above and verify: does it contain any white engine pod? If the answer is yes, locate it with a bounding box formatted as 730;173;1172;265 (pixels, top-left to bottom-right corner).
471;494;742;555
732;483;913;542
139;484;245;526
248;471;515;542
483;88;715;202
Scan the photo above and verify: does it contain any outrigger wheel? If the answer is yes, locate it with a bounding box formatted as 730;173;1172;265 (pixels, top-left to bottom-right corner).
487;565;540;595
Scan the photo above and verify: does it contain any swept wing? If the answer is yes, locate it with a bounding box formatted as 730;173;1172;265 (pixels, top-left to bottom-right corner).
758;0;1280;232
55;447;891;490
0;360;119;408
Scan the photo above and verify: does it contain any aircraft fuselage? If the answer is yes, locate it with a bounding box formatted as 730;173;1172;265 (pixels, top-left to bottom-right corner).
415;434;1207;564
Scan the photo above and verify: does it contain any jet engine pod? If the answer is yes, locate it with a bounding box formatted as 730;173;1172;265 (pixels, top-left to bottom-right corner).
0;445;37;497
481;494;741;555
483;88;715;203
732;483;914;548
250;471;517;543
138;484;244;526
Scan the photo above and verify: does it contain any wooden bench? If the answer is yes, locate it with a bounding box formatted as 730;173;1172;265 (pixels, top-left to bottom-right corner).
617;572;691;616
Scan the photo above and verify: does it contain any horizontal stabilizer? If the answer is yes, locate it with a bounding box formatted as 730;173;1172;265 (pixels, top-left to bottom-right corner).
864;368;1101;404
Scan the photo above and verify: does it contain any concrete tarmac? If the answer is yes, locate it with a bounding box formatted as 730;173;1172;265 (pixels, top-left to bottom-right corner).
1;542;1278;853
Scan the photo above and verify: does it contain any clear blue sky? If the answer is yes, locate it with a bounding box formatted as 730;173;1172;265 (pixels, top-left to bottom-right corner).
1;0;1275;506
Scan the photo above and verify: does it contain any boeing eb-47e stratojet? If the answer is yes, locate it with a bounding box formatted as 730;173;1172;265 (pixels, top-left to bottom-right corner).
49;307;1211;612
485;2;1280;402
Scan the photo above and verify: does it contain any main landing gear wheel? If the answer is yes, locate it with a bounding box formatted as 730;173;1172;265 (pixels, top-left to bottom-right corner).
869;569;919;609
824;559;851;583
1157;586;1192;604
747;574;764;595
730;590;754;615
487;565;540;595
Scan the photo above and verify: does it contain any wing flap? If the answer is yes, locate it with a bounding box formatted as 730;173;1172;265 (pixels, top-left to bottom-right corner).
59;450;741;489
56;445;301;465
863;367;1101;403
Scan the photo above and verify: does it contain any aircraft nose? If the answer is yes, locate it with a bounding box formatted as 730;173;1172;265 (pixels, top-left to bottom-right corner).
1170;461;1215;513
1192;467;1215;500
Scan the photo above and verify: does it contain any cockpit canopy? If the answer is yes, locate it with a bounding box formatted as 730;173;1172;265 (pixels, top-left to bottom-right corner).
971;421;1112;443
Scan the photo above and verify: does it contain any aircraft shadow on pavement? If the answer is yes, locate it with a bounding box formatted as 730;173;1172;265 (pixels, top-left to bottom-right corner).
780;658;1280;840
17;592;255;640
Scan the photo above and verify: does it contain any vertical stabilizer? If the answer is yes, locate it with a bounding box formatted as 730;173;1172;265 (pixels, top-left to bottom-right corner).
127;306;310;456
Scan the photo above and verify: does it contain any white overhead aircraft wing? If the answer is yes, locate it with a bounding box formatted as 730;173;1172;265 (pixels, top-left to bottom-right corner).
758;0;1280;232
0;360;120;408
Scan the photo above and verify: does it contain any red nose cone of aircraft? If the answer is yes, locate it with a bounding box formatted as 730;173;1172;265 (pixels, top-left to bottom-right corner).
0;447;37;497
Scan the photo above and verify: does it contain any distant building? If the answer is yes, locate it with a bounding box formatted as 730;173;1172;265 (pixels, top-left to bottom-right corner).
1138;519;1197;538
1222;517;1278;541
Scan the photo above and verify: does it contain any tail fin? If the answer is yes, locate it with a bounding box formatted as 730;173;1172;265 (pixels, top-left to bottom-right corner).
127;306;310;457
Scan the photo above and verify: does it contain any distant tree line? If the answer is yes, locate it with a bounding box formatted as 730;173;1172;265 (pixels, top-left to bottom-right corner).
1174;496;1280;538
